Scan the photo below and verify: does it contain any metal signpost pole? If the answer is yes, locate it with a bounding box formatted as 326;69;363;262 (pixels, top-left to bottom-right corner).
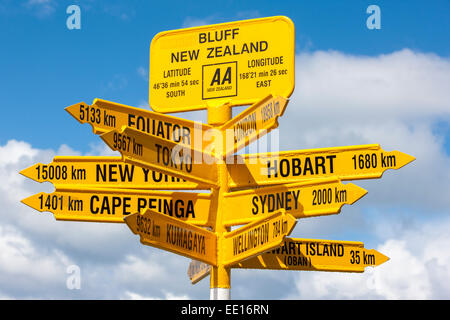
208;103;232;300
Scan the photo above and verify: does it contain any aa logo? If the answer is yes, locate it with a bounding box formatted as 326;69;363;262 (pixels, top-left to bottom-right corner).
202;62;237;100
210;67;232;86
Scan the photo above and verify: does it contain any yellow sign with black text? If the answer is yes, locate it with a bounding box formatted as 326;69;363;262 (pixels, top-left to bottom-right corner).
219;95;288;158
222;178;367;226
234;238;390;273
149;16;295;112
65;99;215;148
101;126;219;187
125;209;218;266
20;156;209;190
21;187;213;226
227;144;415;189
221;210;297;267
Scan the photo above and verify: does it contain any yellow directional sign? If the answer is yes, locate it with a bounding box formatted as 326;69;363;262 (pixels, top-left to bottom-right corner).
222;178;367;226
220;95;288;158
100;126;219;187
221;210;297;267
20;156;209;190
187;260;211;284
125;209;218;266
21;187;213;225
234;238;390;273
65;98;215;148
149;16;295;113
227;144;415;189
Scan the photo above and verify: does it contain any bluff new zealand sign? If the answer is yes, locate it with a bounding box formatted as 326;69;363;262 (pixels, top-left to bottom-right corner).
149;16;295;112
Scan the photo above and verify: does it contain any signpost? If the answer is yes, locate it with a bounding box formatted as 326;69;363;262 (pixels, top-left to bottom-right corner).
219;94;289;158
149;16;295;113
20;156;209;190
100;126;219;187
21;187;213;225
227;144;416;189
65;98;214;148
125;209;218;266
19;16;414;300
222;178;367;226
234;238;390;273
221;210;297;267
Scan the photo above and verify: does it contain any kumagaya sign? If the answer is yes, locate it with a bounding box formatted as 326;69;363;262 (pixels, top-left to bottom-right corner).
149;16;295;112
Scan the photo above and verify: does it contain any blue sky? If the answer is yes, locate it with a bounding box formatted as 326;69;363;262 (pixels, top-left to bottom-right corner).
0;0;449;300
0;0;449;151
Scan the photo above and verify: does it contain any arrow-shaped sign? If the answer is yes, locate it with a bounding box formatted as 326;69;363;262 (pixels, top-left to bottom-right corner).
233;238;390;273
221;210;297;267
187;260;211;285
227;144;415;189
222;178;367;226
21;187;213;226
100;126;219;187
65;98;215;149
219;95;288;158
125;209;218;266
20;156;208;190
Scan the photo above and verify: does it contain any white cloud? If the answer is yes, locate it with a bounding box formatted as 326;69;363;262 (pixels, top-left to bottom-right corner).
282;49;450;148
84;142;120;157
278;49;450;211
0;139;201;299
0;140;38;166
0;140;53;202
280;49;450;157
0;225;69;279
102;3;135;21
115;255;166;283
137;67;148;82
55;144;82;157
293;49;450;119
371;240;431;299
182;15;219;28
0;224;72;298
288;216;450;299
